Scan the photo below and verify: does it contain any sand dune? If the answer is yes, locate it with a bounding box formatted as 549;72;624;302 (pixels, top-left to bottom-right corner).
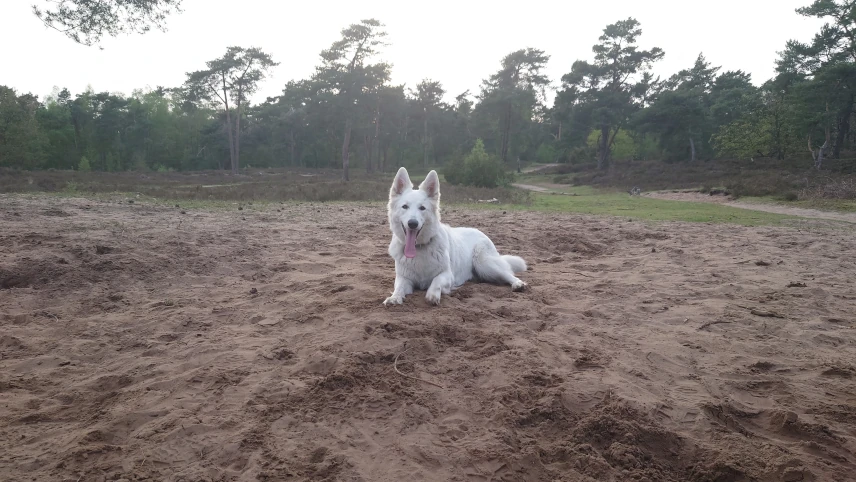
1;195;855;481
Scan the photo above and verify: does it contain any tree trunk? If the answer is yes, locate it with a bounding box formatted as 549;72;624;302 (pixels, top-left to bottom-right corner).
808;134;830;170
597;126;609;169
371;99;380;173
818;134;830;170
382;143;388;172
689;137;696;162
364;134;372;173
342;119;352;181
423;108;429;168
773;110;784;160
834;94;854;159
403;113;408;142
816;140;827;170
234;92;242;173
290;130;296;167
221;75;236;172
501;102;512;162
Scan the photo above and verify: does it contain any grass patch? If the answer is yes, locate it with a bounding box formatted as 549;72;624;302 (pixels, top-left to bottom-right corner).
740;196;856;213
472;191;796;226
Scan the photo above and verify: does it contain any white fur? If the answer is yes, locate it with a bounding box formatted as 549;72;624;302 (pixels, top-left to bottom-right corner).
383;167;528;306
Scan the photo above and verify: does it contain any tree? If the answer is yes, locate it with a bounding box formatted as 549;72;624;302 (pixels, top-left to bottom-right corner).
559;18;664;168
411;79;446;167
375;85;409;172
775;0;856;162
184;47;278;173
315;19;390;181
38;88;78;169
0;87;48;169
634;54;714;161
33;0;184;46
478;48;550;163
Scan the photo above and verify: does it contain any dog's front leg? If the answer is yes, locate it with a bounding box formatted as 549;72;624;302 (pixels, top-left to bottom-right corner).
383;275;413;306
426;271;453;306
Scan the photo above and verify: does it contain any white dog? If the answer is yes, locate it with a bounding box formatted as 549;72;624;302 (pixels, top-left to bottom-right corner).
383;167;528;306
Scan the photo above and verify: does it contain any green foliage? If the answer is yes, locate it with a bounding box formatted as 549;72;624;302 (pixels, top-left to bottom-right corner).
475;48;551;163
78;156;92;172
712;113;776;161
557;18;664;168
535;143;557;164
443;156;466;186
104;152;117;172
633;54;762;162
444;139;512;188
33;0;184;46
0;86;47;169
184;47;279;173
314;19;391;180
131;152;149;172
9;9;856;183
587;129;637;161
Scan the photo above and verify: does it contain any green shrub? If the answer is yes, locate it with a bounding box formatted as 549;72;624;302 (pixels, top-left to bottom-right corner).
443;139;512;188
443;156;466;186
132;152;149;172
535;143;557;164
78;156;91;172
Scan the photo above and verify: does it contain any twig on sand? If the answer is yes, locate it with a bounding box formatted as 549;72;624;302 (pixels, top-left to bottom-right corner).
730;304;785;318
393;348;444;389
574;271;598;279
698;319;734;331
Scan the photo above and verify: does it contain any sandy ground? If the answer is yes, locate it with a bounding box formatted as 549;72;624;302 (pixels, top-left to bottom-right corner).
2;194;856;482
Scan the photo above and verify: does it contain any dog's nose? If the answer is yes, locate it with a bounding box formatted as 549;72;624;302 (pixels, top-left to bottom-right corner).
407;219;419;230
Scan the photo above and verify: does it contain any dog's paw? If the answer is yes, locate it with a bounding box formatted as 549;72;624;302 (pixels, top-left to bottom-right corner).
511;280;528;292
383;295;404;306
425;290;442;306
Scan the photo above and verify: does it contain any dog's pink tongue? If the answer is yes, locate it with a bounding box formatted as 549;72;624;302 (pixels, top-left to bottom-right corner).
404;229;418;258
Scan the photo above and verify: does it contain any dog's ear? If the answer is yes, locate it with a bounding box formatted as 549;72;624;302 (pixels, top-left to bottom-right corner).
419;170;440;200
390;167;412;198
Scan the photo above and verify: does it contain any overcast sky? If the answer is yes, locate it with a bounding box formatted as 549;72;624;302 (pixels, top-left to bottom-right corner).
6;1;826;104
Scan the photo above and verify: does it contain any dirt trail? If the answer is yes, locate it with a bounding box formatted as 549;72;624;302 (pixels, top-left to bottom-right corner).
513;180;856;224
510;183;551;192
511;164;561;191
521;163;561;173
1;194;855;481
643;190;856;224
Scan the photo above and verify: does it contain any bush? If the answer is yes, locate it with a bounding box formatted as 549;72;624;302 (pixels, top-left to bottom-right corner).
535;143;557;164
443;156;466;186
799;178;856;200
78;156;91;172
567;145;597;164
443;139;512;188
131;152;149;172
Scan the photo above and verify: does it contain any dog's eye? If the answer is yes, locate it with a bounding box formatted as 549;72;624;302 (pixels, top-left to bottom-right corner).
402;205;408;210
419;206;426;211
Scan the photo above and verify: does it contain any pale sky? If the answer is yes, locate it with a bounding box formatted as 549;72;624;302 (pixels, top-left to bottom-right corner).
5;1;825;105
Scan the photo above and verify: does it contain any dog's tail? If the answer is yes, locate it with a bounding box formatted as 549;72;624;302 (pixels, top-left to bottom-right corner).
502;255;527;273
